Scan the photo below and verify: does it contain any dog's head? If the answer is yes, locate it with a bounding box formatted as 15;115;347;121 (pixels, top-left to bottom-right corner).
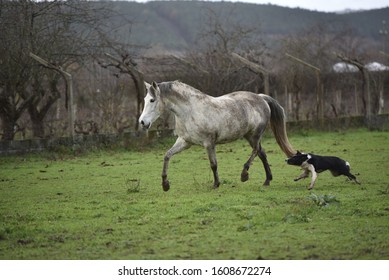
286;151;309;166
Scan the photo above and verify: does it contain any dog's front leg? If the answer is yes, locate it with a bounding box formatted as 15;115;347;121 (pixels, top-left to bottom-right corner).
307;165;317;190
294;169;309;181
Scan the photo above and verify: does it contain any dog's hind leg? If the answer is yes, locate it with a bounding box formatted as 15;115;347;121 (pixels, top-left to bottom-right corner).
344;162;361;184
347;173;361;185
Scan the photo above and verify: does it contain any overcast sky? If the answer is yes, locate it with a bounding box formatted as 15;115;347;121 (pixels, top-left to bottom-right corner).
135;0;389;12
230;0;388;12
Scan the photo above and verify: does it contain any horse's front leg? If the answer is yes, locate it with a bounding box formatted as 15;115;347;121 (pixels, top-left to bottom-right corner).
205;144;220;189
162;137;190;191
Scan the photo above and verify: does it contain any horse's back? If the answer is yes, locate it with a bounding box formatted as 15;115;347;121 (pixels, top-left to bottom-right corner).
182;91;270;144
217;91;270;118
220;91;268;107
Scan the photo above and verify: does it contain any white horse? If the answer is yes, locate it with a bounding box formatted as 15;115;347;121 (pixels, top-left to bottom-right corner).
139;81;296;191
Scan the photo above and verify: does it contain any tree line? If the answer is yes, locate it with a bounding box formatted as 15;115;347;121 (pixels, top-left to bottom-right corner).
0;0;388;141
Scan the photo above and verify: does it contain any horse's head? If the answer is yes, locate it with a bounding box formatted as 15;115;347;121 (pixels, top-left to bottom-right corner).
139;81;162;130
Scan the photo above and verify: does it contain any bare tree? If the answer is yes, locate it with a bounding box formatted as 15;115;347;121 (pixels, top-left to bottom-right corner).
0;0;34;139
336;53;371;119
75;62;135;134
0;0;113;140
277;23;363;120
28;70;63;138
176;6;268;96
98;53;145;131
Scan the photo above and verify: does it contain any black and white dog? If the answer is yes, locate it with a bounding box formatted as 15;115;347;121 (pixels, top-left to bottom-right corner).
286;151;360;189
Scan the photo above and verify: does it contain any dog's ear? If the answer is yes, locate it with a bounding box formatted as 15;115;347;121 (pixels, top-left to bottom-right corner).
296;150;302;155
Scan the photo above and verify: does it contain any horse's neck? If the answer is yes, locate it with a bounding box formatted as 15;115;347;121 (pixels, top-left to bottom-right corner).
160;83;196;118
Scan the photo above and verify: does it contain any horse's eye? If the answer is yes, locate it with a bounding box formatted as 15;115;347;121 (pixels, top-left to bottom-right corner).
150;99;155;103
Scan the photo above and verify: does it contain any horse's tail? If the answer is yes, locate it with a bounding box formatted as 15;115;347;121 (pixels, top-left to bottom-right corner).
261;95;296;157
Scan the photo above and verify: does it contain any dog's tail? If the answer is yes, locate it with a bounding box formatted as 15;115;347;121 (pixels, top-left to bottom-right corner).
261;95;296;157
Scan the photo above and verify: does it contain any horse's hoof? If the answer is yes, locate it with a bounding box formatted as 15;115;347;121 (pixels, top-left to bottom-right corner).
162;180;170;192
213;183;220;189
263;180;270;186
241;171;249;182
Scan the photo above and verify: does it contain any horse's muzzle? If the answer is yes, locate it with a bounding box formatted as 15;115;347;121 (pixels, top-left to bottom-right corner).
140;120;151;130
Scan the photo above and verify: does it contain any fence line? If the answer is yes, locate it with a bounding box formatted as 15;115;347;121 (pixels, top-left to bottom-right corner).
1;115;388;156
0;130;172;156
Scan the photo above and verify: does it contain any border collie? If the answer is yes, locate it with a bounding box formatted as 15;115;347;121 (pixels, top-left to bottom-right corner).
286;151;360;189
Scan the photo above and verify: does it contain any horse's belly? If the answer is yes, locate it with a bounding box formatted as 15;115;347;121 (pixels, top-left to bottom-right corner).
215;124;249;143
175;107;262;145
175;120;245;145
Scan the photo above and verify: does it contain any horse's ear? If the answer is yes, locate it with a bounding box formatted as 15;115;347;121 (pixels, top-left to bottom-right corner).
144;81;151;90
148;81;159;99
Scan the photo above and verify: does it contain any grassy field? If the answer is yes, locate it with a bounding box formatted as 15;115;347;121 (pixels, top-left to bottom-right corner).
0;129;388;260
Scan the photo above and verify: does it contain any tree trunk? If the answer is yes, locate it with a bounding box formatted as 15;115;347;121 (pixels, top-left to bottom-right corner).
28;108;45;138
103;53;145;131
336;54;371;119
27;76;62;138
1;118;16;140
133;73;145;131
0;93;33;140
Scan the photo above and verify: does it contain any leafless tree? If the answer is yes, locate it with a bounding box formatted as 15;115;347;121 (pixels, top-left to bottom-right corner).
277;23;366;120
0;0;114;140
75;63;135;134
174;6;268;96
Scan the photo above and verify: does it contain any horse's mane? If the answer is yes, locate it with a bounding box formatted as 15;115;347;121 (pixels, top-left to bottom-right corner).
159;81;206;99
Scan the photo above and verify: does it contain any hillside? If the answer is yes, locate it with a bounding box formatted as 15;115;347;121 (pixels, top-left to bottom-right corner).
104;1;389;51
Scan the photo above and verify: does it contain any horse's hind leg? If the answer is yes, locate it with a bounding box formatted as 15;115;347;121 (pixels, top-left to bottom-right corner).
205;144;220;189
241;144;272;186
257;145;272;186
241;134;273;186
241;149;257;182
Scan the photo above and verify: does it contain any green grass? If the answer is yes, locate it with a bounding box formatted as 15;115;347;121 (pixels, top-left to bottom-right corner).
0;129;388;259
